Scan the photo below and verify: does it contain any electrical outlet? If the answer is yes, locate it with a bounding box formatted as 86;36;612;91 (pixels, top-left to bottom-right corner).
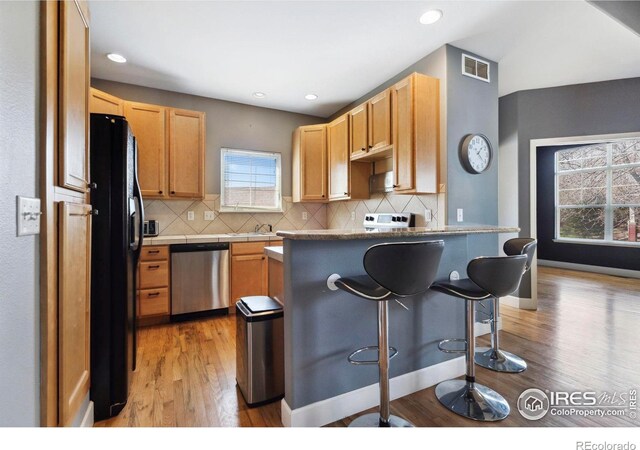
302;211;308;220
187;211;195;221
351;211;356;221
204;211;215;221
456;208;463;222
424;209;432;222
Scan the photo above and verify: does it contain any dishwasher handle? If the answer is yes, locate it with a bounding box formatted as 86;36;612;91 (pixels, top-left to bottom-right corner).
170;242;230;253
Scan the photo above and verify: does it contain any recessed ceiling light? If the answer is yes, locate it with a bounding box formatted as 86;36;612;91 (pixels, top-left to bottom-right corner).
107;53;127;63
304;94;318;101
419;9;443;25
253;92;266;98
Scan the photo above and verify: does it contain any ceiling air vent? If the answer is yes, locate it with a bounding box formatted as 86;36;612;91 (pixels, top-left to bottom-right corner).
462;54;490;83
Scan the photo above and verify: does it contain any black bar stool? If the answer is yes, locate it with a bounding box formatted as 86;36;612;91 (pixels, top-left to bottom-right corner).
475;238;537;373
432;254;527;421
331;240;444;427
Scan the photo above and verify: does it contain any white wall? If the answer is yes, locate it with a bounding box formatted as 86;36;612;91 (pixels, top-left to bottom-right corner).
0;0;40;426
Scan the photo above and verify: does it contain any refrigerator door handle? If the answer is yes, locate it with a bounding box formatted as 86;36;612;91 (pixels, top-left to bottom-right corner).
132;139;144;262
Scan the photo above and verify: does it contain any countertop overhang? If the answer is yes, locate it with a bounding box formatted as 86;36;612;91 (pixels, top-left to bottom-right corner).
276;225;519;241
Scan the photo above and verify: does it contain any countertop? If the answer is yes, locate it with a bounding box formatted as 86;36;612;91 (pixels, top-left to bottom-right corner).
276;225;519;240
264;246;284;262
142;233;283;246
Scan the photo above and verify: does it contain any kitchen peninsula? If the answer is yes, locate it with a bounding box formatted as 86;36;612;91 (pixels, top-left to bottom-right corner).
275;225;518;427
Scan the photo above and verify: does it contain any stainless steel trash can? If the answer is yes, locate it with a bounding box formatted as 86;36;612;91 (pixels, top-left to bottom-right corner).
236;296;284;405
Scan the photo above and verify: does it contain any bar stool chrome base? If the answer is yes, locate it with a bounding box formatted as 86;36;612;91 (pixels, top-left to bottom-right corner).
475;347;527;373
435;379;510;421
349;413;414;428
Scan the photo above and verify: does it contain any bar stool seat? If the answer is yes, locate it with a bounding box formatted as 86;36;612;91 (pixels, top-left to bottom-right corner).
330;240;444;428
432;278;492;301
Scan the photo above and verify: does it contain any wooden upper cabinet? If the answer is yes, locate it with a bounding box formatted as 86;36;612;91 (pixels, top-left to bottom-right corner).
391;73;440;194
124;101;167;198
292;125;327;202
368;89;392;153
89;87;123;116
58;202;92;426
59;0;90;193
349;104;368;159
168;108;205;199
327;114;350;201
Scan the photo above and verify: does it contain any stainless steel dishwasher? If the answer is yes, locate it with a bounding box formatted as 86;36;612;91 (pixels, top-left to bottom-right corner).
170;242;230;319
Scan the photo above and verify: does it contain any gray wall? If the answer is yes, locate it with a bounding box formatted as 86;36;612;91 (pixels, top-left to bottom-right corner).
0;0;40;426
91;79;323;196
500;77;640;296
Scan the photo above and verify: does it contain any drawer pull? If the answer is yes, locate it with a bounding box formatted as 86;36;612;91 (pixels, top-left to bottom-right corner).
148;292;160;297
147;265;160;269
147;250;160;254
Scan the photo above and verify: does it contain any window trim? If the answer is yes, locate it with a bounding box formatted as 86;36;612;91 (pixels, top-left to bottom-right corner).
219;147;283;213
554;141;640;245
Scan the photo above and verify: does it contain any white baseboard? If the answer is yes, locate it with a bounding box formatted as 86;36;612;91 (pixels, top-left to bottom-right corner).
538;259;640;279
500;295;536;310
281;356;465;427
80;401;94;428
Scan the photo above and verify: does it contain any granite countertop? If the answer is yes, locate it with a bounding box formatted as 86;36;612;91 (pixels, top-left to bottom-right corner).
264;246;284;262
276;225;520;240
142;233;283;246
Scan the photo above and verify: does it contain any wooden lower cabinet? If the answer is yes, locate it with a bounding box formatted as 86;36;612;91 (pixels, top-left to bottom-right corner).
137;245;170;321
230;241;282;311
58;202;92;426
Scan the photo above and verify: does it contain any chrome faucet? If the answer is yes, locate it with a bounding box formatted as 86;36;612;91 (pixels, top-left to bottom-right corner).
254;223;273;233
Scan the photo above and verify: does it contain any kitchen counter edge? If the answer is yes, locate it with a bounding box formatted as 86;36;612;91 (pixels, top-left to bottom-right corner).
276;226;520;240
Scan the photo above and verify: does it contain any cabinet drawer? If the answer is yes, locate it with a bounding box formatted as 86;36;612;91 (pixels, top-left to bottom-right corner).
141;245;168;261
138;288;169;317
231;241;268;256
139;261;169;288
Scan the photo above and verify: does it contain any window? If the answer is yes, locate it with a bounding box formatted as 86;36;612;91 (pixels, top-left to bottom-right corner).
220;148;282;212
555;139;640;244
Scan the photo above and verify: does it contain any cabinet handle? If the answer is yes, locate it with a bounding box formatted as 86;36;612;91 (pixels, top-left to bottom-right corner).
148;292;160;297
147;250;160;254
393;184;400;188
148;265;160;269
368;145;373;149
344;192;348;195
360;147;365;151
158;190;163;194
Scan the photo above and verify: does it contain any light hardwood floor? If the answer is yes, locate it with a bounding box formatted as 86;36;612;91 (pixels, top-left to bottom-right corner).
96;266;640;427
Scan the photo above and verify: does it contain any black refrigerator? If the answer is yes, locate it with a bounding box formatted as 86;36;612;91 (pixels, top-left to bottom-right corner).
89;114;144;421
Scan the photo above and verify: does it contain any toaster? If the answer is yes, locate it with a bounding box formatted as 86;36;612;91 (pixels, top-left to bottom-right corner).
143;220;159;237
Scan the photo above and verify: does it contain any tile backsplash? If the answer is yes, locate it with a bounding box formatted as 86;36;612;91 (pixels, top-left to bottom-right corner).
327;192;445;229
143;195;327;236
144;192;444;236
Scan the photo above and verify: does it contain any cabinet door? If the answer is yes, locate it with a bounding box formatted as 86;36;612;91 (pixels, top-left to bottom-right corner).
89;87;123;115
391;77;415;191
349;104;368;159
59;0;90;193
300;125;327;201
231;254;268;303
58;202;92;426
327;114;350;200
168;108;205;198
368;89;392;152
124;101;167;198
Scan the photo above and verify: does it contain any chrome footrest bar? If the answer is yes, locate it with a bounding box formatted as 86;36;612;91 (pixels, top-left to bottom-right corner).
348;345;398;365
438;338;467;354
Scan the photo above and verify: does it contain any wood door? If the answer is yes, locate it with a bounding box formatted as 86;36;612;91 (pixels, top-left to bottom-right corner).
59;0;90;193
327;114;350;200
124;101;167;198
231;254;268;303
349;104;368;159
391;77;415;192
58;202;92;426
368;89;392;152
168;108;205;198
300;125;327;201
89;87;123;115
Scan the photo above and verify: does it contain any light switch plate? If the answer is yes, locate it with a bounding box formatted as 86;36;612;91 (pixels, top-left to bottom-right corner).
204;211;215;221
187;211;195;221
302;211;308;220
456;208;464;222
17;196;41;236
424;209;432;222
351;211;356;221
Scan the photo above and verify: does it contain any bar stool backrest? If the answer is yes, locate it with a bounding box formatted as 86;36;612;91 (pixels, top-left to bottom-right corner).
467;255;527;298
363;240;444;297
503;238;537;272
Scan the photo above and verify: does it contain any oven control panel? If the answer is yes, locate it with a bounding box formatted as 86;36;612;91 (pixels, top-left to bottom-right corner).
363;213;415;228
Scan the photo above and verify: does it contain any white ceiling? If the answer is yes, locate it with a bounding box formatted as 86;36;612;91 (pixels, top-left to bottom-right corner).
89;0;640;118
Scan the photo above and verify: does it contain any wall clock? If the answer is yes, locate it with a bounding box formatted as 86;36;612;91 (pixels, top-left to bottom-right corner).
460;134;493;174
